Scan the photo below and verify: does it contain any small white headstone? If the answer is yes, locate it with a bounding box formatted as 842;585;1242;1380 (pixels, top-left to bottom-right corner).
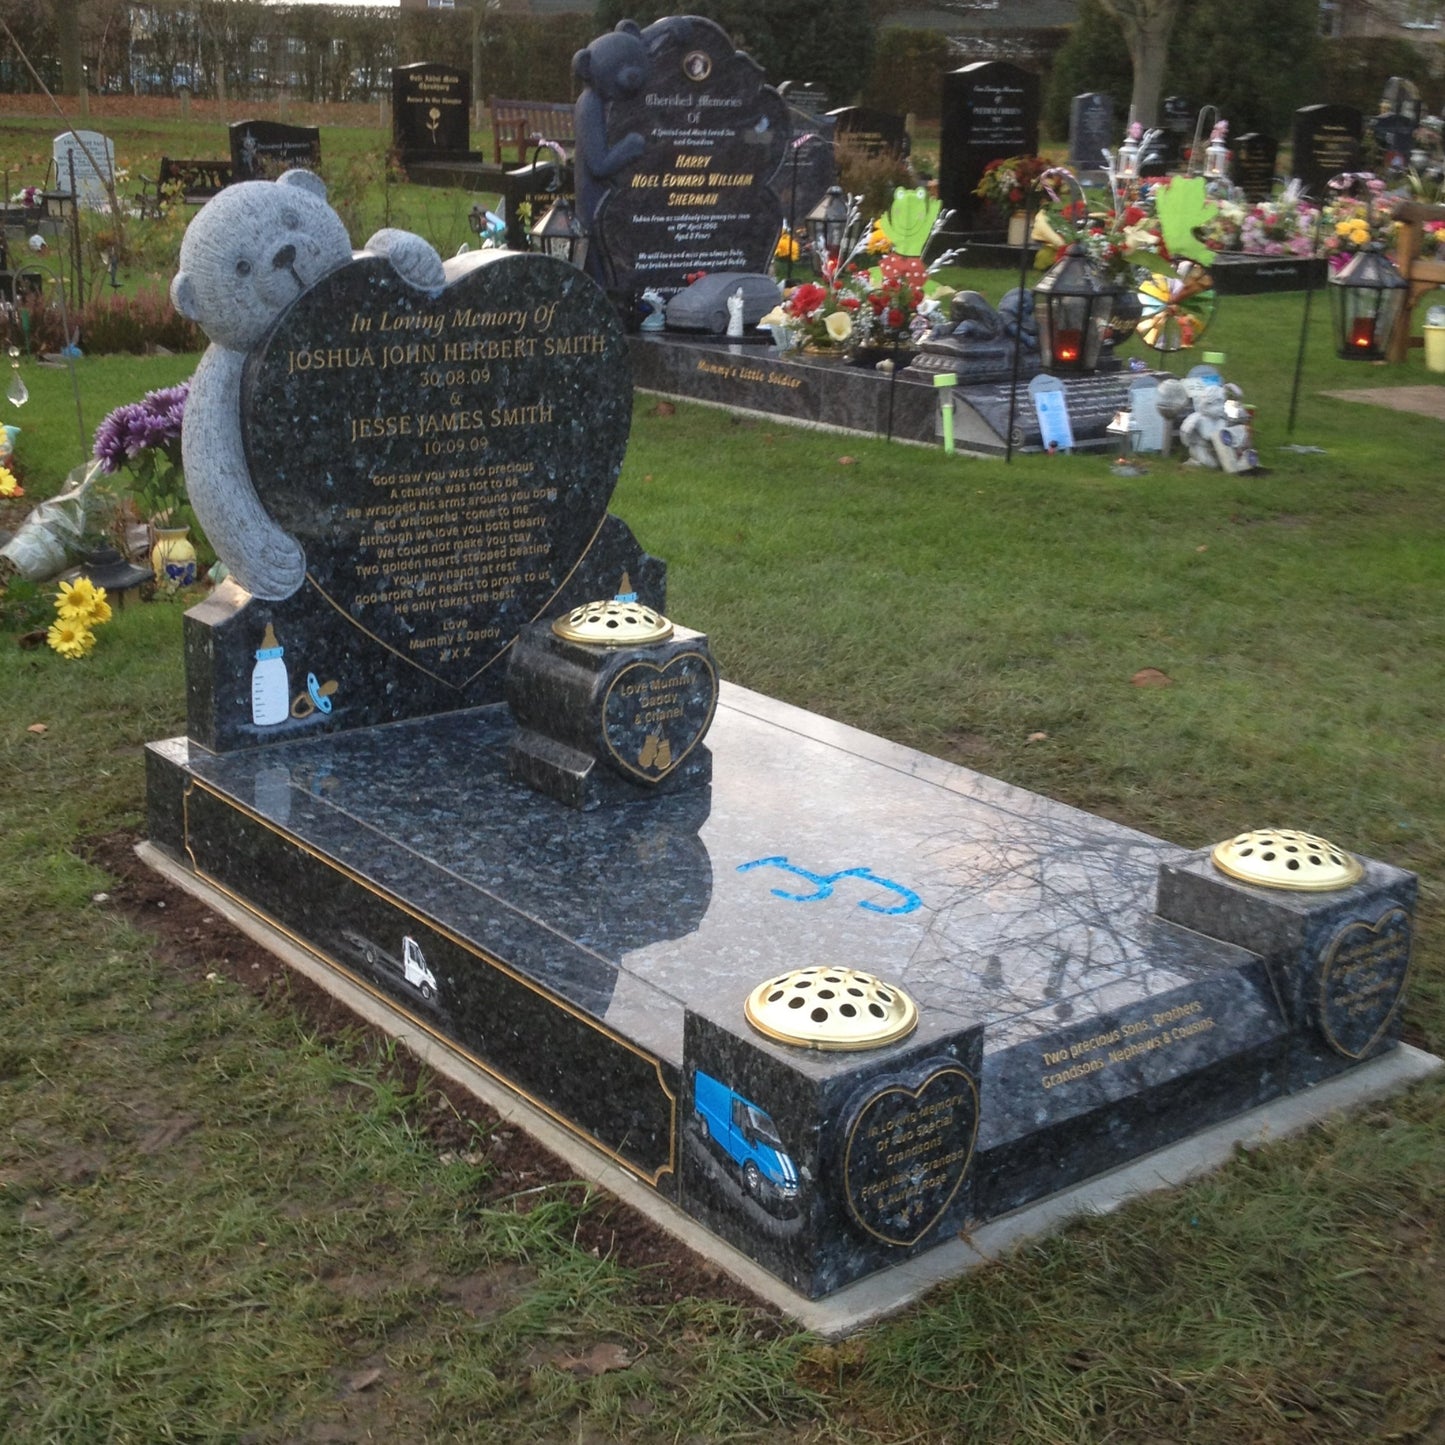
52;130;116;210
1129;377;1166;453
1028;374;1075;452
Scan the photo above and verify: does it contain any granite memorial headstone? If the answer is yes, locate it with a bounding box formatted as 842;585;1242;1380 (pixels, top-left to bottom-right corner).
938;61;1039;227
582;15;790;300
1069;92;1114;172
1292;103;1362;198
178;183;659;752
1231;132;1278;203
829;105;909;160
392;62;471;157
52;130;115;209
230;120;322;178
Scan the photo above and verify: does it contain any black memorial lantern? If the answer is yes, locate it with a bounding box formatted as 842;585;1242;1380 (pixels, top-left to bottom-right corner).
1032;243;1118;373
1328;243;1407;360
805;186;851;272
526;139;589;269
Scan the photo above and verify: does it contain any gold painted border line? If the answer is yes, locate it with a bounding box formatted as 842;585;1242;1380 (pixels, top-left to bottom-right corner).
181;777;677;1185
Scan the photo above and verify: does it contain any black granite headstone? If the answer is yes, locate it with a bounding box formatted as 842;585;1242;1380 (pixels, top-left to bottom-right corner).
773;112;837;262
500;160;573;252
829;105;909;160
1371;112;1415;169
780;83;830;119
1231;132;1278;202
230;120;321;179
1291;103;1363;199
1069;92;1114;172
392;62;471;157
586;15;790;300
185;249;661;753
938;61;1039;228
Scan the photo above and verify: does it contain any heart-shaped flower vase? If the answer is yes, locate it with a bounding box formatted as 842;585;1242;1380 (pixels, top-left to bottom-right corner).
242;250;630;692
842;1064;980;1247
1317;906;1413;1059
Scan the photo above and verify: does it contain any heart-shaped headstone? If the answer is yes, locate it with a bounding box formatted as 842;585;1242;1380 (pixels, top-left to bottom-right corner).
602;650;718;783
842;1065;979;1247
1318;906;1413;1059
242;251;629;690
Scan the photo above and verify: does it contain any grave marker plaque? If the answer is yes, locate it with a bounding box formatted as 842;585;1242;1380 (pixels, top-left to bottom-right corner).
1291;104;1362;199
588;15;789;299
230;120;322;178
774;113;837;256
392;62;470;156
1069;92;1114;172
939;61;1039;227
1231;132;1278;202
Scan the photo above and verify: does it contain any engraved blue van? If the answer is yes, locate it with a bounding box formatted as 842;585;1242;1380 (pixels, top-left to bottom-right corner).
693;1070;800;1209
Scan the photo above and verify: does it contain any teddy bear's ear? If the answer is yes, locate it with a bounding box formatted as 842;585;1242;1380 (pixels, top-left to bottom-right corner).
170;272;200;323
615;19;642;36
276;169;327;200
572;47;592;83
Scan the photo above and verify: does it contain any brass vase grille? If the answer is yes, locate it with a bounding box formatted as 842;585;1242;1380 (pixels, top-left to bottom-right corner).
552;599;673;646
1210;828;1363;891
744;967;919;1051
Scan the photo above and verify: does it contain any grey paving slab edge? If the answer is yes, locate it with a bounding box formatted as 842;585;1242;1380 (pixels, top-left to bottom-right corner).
138;841;1442;1339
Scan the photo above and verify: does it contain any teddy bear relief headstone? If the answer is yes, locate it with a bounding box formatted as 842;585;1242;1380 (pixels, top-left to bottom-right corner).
574;16;790;299
171;170;660;751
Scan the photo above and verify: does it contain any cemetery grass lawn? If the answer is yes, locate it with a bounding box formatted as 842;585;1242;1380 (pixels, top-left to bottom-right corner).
2;306;1444;1437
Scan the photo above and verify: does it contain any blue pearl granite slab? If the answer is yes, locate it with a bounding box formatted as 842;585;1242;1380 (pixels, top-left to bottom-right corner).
147;680;1410;1294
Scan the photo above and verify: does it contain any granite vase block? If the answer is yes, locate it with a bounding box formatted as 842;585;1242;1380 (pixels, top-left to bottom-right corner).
1156;848;1417;1090
506;619;717;809
682;1007;984;1299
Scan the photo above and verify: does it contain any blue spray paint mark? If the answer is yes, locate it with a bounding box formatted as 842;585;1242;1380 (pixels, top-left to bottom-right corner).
736;856;921;915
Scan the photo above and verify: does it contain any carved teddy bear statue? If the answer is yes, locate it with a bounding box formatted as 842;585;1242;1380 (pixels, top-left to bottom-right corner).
1179;382;1257;473
170;169;444;600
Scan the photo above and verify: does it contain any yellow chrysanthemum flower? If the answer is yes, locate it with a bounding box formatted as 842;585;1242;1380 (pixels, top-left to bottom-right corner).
774;232;800;261
55;577;111;625
0;465;20;497
867;223;892;254
47;616;96;659
824;310;854;343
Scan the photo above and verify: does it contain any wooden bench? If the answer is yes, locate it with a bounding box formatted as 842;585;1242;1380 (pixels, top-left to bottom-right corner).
488;97;575;166
135;157;234;217
1387;200;1445;363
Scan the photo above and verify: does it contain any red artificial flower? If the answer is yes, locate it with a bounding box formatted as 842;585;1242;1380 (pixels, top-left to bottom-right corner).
886;307;906;329
1123;205;1146;226
786;282;828;317
839;296;861;311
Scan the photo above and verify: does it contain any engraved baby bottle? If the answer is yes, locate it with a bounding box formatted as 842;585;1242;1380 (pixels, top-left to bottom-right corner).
251;623;289;727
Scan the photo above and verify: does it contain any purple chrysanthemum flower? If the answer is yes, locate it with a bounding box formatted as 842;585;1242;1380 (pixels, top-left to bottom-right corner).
93;382;188;472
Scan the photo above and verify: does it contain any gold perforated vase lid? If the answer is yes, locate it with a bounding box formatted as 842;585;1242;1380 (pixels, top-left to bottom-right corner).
1210;828;1363;891
744;967;919;1051
551;598;673;646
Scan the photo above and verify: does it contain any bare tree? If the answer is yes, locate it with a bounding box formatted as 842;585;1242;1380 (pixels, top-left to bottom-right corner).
1095;0;1183;127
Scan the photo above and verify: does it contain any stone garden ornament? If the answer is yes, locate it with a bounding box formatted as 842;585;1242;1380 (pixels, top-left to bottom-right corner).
171;169;445;600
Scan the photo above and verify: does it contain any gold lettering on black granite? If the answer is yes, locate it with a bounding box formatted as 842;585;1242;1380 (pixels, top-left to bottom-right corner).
694;357;804;390
842;1068;979;1247
1318;907;1412;1058
1038;999;1218;1091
